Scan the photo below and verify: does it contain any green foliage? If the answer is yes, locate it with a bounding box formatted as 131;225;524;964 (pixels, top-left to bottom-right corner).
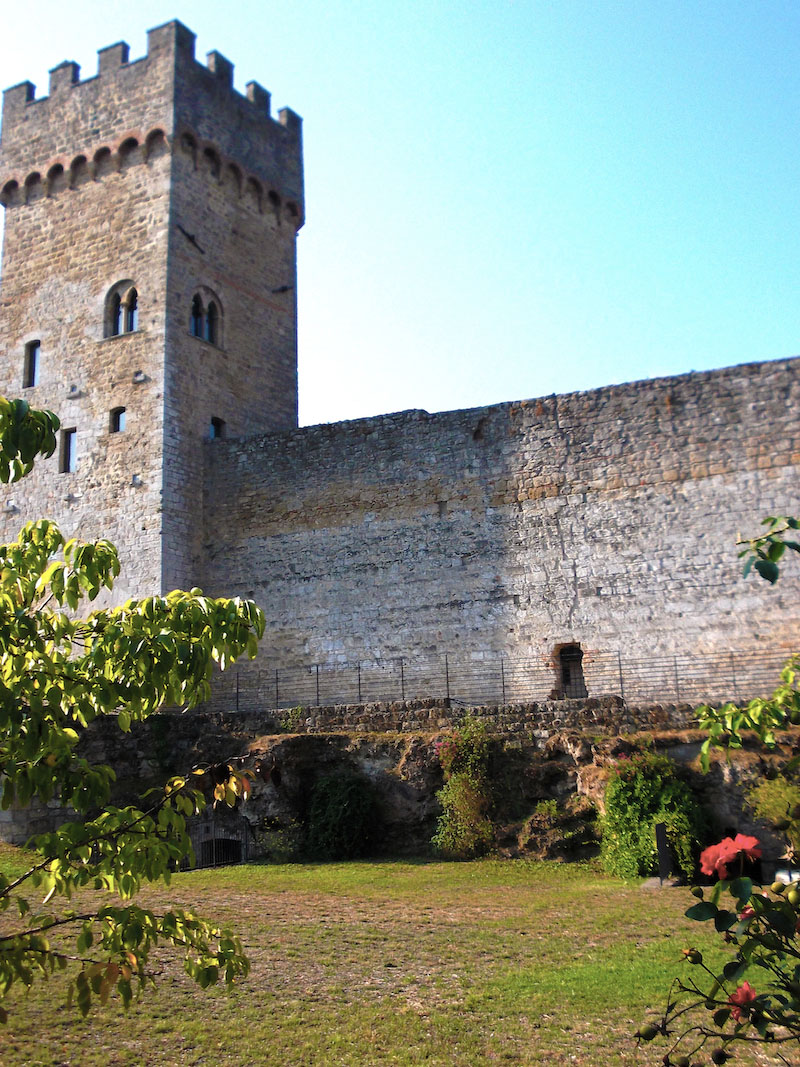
648;517;800;1062
697;655;800;772
738;514;800;585
0;397;59;483
747;772;800;850
431;773;494;859
306;773;381;859
432;716;494;859
601;751;704;880
0;399;266;1021
534;798;558;820
277;705;303;732
257;816;305;862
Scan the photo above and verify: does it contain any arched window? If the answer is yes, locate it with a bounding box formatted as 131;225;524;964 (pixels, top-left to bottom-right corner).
189;290;223;346
190;295;203;337
110;407;126;433
105;282;139;338
125;289;138;332
205;301;218;345
209;417;225;439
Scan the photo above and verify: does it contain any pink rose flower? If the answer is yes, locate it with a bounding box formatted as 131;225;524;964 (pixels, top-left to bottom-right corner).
700;835;761;880
728;981;756;1021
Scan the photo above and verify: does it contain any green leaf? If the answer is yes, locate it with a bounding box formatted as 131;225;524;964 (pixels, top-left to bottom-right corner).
714;909;737;932
729;877;753;905
754;558;779;583
685;901;717;921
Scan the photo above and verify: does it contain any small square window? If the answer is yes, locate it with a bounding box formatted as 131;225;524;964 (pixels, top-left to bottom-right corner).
110;407;126;433
60;428;77;473
23;341;40;388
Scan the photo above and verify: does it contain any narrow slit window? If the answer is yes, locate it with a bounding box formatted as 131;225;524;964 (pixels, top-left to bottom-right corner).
110;407;126;433
23;341;40;388
209;417;225;439
60;429;77;474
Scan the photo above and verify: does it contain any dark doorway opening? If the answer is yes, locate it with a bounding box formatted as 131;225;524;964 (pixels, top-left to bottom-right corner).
555;643;588;699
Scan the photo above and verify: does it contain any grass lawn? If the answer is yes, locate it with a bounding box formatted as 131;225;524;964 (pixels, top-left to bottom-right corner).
0;847;785;1066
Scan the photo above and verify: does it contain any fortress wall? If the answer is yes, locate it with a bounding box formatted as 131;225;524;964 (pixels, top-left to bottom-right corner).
201;357;800;667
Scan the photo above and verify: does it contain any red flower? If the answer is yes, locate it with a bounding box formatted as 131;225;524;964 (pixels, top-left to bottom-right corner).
700;835;762;880
731;833;762;862
700;839;738;880
738;905;755;921
728;981;756;1021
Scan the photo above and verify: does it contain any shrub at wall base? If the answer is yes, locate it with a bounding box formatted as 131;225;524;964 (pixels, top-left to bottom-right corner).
432;716;494;859
600;750;705;881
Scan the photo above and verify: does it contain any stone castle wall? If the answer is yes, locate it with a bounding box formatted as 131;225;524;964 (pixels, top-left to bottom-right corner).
202;356;800;671
0;20;797;687
0;21;303;596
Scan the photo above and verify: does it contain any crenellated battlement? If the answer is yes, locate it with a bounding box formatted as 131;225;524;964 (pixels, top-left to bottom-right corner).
0;20;303;204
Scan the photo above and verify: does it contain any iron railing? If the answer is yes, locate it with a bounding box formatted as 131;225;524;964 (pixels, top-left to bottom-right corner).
206;647;795;714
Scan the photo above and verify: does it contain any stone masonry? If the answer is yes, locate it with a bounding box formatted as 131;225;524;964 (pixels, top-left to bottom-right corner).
0;21;798;700
0;21;303;597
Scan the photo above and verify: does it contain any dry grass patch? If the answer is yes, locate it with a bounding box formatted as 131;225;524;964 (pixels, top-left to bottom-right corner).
0;852;785;1066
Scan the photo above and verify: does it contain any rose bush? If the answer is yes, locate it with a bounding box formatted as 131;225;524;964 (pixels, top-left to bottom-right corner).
639;517;800;1064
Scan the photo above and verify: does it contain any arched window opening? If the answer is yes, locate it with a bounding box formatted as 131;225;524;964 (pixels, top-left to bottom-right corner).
110;407;126;433
23;341;40;388
105;282;138;338
125;288;138;332
189;290;223;346
209;417;225;439
190;295;203;337
205;301;218;345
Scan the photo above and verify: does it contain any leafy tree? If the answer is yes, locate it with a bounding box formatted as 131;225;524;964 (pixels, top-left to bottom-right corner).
0;399;265;1021
640;516;800;1065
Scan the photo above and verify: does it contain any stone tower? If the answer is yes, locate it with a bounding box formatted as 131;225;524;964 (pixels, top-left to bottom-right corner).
0;20;303;597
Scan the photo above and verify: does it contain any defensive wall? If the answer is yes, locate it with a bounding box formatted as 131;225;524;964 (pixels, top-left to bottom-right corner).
201;355;800;678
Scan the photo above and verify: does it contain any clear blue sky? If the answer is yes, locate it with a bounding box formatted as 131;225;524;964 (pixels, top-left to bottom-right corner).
1;1;798;426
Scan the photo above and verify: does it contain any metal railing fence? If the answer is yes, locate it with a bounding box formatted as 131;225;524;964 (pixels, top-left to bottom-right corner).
206;647;795;714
